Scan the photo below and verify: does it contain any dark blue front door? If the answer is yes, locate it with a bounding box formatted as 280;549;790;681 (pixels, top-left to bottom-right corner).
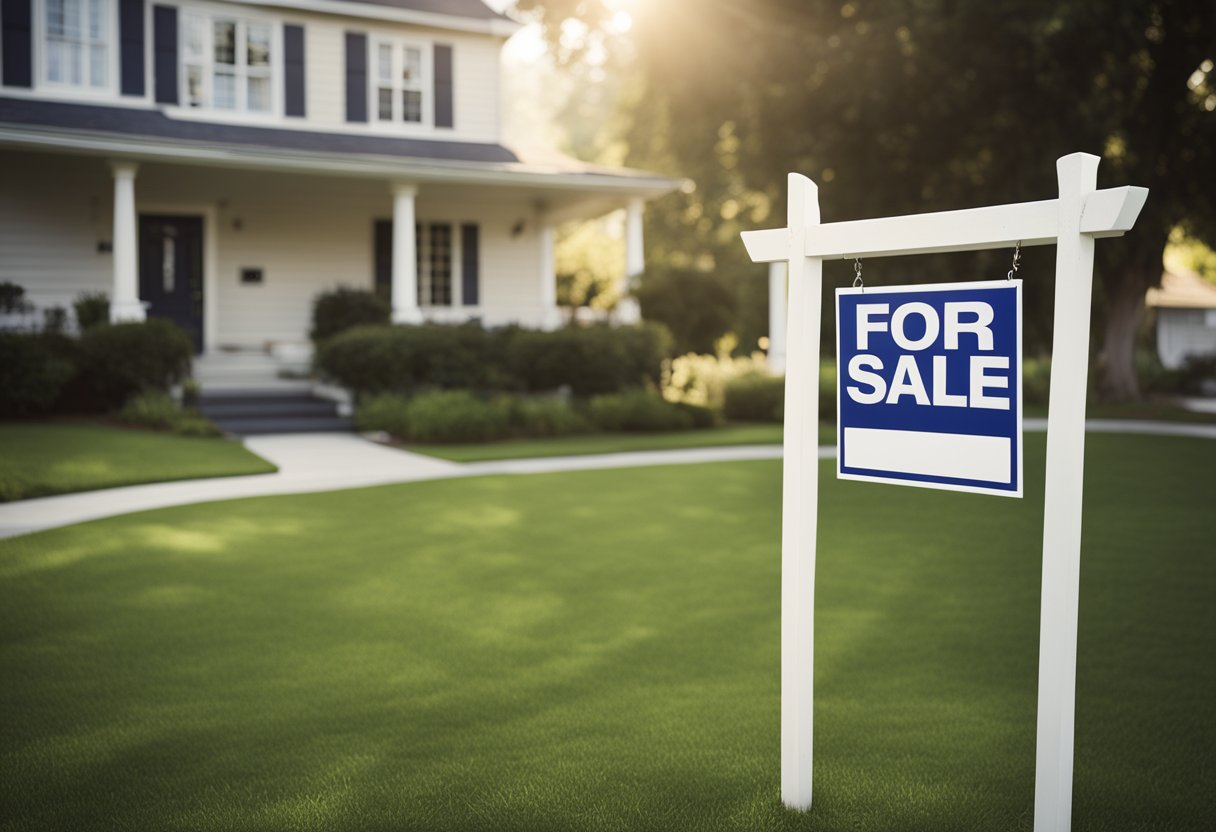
139;215;204;353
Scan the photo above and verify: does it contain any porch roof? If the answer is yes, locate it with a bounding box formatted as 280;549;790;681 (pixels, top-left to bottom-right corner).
0;98;683;211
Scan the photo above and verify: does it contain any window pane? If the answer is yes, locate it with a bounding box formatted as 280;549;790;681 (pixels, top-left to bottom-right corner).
402;47;420;84
430;224;452;306
186;65;205;107
377;44;392;82
63;0;81;38
162;235;176;293
46;41;62;82
88;0;104;40
377;88;393;121
247;24;271;67
184;15;206;59
213;71;236;108
89;44;106;87
213;21;236;65
47;0;65;36
402;89;422;123
247;76;270;112
66;42;83;85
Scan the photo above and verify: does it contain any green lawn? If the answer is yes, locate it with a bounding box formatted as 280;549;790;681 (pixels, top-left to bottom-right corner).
1;433;1212;831
409;422;793;462
0;422;277;501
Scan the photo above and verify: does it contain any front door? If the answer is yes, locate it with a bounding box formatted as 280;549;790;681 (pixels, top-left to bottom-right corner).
139;215;204;352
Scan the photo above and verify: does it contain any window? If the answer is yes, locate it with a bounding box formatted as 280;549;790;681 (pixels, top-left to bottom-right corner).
373;39;425;124
416;222;453;306
44;0;110;89
182;12;274;113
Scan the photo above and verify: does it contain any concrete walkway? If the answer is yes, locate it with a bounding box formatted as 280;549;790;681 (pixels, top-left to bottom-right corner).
1;419;1213;540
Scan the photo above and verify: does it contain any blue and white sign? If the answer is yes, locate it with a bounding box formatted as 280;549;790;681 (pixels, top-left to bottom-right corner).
836;280;1023;497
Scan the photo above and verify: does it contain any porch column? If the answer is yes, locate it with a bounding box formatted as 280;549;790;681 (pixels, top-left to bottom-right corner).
539;219;560;329
768;261;788;373
109;162;145;322
391;183;422;324
617;197;644;324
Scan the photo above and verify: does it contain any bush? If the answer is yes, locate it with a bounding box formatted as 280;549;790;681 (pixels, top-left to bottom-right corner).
358;391;511;443
635;268;737;355
663;334;769;408
316;324;508;395
724;373;785;422
73;292;110;332
506;396;591;437
116;390;221;437
310;287;390;342
42;307;68;335
72;320;193;411
586;391;704;432
0;333;77;417
354;393;412;438
508;323;672;396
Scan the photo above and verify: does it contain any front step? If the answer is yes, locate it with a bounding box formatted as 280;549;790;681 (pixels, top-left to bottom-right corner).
198;390;352;436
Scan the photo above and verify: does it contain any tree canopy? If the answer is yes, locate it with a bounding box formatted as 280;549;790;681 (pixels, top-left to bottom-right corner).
516;0;1215;399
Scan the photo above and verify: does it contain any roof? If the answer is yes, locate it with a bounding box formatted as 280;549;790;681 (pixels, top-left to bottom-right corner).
332;0;510;20
1146;269;1216;310
0;97;520;164
239;0;520;34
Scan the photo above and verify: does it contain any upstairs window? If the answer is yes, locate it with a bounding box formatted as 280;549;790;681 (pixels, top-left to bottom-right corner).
182;12;275;113
44;0;110;89
373;39;426;125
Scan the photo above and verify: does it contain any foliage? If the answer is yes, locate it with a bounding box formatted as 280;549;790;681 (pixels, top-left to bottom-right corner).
310;287;391;342
0;333;77;417
73;320;193;411
722;373;785;423
586;390;710;432
358;391;512;443
508;323;672;396
504;396;592;437
116;390;221;437
315;324;509;395
0;281;32;315
634;267;737;355
72;292;110;332
555;216;626;311
662;334;768;407
41;307;67;335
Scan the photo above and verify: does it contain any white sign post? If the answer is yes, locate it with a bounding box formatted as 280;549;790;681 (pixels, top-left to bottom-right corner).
741;153;1147;831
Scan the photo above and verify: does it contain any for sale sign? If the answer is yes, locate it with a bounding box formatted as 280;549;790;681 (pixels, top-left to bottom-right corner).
835;280;1022;497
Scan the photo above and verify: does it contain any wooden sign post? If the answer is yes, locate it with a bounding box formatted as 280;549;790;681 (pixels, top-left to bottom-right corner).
740;153;1147;831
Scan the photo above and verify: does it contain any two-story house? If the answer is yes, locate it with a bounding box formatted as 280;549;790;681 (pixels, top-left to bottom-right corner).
0;0;678;366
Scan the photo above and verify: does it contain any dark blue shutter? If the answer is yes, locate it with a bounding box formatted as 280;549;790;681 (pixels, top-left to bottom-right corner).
433;44;453;128
119;0;145;96
1;0;33;88
461;224;479;306
283;24;305;117
152;5;178;104
344;32;367;123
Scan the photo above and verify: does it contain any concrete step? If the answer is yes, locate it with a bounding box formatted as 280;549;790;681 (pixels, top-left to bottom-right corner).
196;379;314;394
199;399;340;419
214;416;355;435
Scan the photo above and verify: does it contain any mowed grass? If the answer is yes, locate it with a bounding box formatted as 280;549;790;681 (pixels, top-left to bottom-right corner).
0;433;1212;831
0;422;276;501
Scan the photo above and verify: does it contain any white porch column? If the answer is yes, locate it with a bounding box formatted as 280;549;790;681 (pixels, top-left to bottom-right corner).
767;261;788;373
391;183;422;324
538;219;560;329
109;162;145;322
617;197;644;324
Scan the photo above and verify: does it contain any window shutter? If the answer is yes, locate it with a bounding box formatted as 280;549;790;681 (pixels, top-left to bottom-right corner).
283;24;305;117
152;5;178;104
461;224;479;306
0;0;33;88
119;0;145;96
433;44;453;129
373;219;392;299
345;32;368;123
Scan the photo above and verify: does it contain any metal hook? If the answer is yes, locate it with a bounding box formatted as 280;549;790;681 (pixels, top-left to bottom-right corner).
853;258;864;290
1007;242;1021;280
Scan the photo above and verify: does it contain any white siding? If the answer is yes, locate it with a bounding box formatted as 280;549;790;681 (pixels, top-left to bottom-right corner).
0;151;549;345
304;17;346;127
1157;308;1216;369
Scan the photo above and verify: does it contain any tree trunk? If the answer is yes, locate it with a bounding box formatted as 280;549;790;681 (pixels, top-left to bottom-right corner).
1098;270;1147;401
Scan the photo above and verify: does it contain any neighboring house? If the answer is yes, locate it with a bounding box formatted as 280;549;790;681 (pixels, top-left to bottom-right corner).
0;0;679;362
1146;269;1216;370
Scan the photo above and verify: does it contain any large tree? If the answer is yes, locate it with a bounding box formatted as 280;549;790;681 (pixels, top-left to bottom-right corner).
516;0;1215;399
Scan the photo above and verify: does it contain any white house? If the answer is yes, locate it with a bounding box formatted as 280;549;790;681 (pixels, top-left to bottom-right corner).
1146;269;1216;371
0;0;679;368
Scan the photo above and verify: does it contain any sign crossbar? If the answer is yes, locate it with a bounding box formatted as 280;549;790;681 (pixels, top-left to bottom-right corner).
743;152;1147;832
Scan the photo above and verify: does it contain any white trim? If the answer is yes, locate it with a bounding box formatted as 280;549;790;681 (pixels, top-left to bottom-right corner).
138;201;218;353
229;0;521;37
176;2;283;118
366;34;432;133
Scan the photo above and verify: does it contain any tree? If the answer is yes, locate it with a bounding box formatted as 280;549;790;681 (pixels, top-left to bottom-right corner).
515;0;1216;398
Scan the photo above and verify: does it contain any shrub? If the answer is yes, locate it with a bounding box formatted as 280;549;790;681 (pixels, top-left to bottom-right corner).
358;391;511;443
42;307;68;335
310;287;390;342
316;324;507;395
73;292;110;332
724;373;785;422
635;267;737;355
0;281;32;315
506;396;591;437
73;320;193;411
508;323;672;396
0;333;77;417
354;393;412;438
586;391;701;432
663;334;768;407
116;390;221;437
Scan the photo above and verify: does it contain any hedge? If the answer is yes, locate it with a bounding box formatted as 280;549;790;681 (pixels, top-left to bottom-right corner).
310;287;390;342
723;374;785;422
0;333;77;417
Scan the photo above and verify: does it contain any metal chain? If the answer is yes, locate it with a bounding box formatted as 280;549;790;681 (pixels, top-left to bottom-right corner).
1007;242;1021;280
852;258;864;289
